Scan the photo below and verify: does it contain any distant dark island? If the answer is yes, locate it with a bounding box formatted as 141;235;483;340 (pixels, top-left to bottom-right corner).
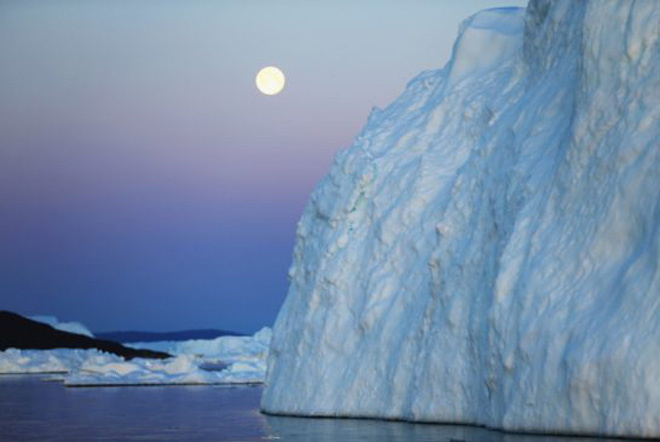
96;329;243;343
0;311;170;360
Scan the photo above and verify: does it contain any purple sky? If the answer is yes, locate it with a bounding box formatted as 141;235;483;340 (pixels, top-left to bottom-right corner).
0;0;526;333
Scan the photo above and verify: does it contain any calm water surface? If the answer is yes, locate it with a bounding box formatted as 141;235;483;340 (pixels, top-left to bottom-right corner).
0;375;636;442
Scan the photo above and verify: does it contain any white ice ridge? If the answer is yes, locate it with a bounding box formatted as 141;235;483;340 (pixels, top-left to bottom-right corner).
0;348;117;374
127;327;272;364
262;0;660;438
62;353;265;386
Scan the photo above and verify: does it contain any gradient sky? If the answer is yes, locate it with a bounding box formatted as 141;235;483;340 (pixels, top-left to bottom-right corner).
0;0;526;334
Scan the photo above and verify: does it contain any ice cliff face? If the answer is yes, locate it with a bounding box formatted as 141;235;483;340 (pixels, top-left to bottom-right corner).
262;0;660;438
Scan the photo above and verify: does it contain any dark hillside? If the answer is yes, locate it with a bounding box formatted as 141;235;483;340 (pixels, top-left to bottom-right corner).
0;311;170;360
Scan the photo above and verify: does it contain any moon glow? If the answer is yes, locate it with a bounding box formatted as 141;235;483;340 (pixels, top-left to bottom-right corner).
256;66;285;95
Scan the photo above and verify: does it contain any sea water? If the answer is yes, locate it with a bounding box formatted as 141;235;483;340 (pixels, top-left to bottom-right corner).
0;375;635;441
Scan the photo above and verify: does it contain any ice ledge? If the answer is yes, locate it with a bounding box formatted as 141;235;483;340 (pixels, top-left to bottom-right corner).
446;7;525;86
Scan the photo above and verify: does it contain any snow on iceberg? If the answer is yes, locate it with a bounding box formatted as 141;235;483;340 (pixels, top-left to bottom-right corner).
0;348;120;374
29;315;95;337
262;0;660;438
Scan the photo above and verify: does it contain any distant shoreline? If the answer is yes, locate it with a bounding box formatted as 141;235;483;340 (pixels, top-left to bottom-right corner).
95;329;244;343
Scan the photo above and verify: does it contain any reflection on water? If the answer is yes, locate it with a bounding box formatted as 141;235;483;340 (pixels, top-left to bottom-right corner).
264;414;629;442
0;374;636;442
0;374;267;441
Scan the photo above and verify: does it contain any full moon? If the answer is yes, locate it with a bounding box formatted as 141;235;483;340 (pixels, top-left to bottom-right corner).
255;66;285;96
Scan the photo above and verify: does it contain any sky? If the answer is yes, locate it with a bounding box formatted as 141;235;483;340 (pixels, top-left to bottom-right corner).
0;0;526;334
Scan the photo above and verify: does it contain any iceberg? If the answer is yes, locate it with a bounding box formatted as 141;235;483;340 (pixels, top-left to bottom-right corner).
262;0;660;438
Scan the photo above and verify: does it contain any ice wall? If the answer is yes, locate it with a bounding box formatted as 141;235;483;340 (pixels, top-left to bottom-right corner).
262;0;660;438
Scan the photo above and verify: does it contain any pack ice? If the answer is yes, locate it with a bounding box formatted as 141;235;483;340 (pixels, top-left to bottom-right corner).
0;328;272;385
262;0;660;438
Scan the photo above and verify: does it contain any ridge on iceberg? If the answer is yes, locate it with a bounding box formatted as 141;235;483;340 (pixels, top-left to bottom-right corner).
446;7;524;86
262;0;660;438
